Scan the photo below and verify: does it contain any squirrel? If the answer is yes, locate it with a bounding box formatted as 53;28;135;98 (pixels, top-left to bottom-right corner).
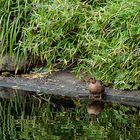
86;77;105;100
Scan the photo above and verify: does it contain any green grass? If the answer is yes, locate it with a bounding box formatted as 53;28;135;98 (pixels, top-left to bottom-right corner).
0;0;140;89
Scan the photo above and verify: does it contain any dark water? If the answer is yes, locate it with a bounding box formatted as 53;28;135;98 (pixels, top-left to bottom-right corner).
0;87;140;140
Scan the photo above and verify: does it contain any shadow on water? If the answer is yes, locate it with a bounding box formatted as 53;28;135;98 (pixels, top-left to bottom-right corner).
0;87;140;140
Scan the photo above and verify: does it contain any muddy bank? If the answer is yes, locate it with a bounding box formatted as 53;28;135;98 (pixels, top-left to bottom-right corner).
0;71;140;106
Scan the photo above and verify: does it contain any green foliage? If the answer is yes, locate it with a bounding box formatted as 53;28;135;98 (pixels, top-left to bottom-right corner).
0;0;31;54
0;0;140;89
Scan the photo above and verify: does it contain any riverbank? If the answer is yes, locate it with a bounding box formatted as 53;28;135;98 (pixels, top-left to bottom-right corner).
0;71;140;107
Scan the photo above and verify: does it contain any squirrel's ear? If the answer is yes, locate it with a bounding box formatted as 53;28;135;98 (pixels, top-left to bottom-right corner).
85;77;96;83
98;80;104;85
92;77;96;81
89;77;95;83
84;76;91;82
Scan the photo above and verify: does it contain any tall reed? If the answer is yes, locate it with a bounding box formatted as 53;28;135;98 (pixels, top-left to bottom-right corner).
0;0;140;89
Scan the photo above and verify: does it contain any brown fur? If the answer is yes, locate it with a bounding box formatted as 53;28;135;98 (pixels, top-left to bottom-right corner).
86;77;105;100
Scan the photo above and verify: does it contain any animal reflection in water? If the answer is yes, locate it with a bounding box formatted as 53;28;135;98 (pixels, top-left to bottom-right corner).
87;99;104;121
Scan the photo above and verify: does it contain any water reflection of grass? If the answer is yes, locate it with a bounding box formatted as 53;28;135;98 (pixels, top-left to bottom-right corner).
0;94;139;140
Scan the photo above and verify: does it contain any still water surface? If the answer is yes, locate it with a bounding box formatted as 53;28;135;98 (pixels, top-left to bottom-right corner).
0;87;140;140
